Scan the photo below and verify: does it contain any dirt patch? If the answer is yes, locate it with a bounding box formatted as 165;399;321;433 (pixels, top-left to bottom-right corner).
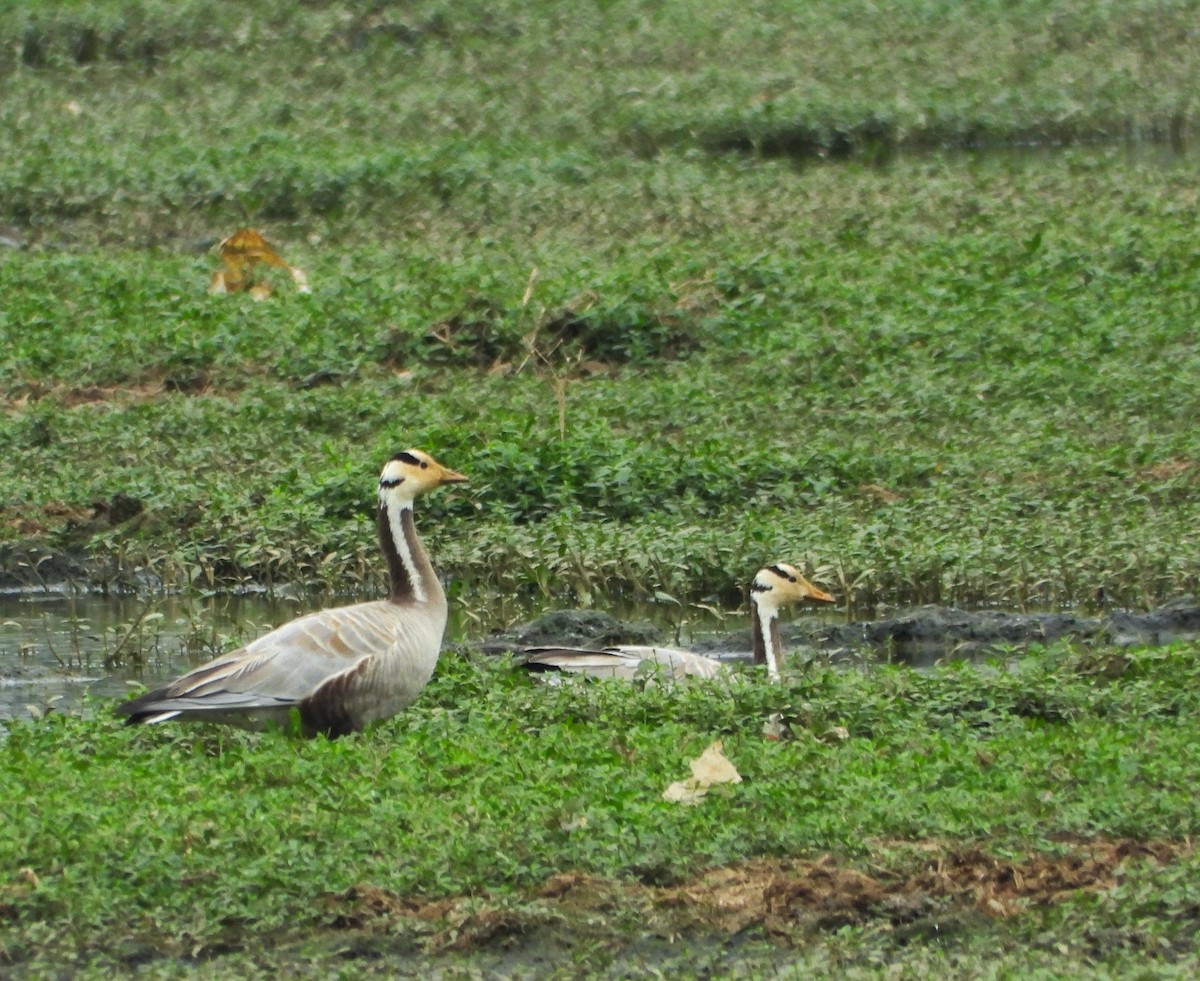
0;493;185;591
4;380;174;410
328;838;1191;954
5;840;1189;976
1139;457;1196;482
383;293;703;376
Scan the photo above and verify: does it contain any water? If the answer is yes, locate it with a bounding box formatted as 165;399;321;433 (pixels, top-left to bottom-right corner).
0;590;305;724
3;586;1127;726
0;589;751;725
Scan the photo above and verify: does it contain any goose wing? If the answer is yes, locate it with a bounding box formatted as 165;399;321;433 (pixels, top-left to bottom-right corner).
121;600;413;717
605;645;726;679
520;645;724;680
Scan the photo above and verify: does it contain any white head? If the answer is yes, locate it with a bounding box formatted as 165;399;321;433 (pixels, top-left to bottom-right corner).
750;563;835;613
749;562;835;680
378;449;468;508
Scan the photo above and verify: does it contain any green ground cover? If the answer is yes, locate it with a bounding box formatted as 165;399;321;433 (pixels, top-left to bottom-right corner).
3;151;1200;613
3;0;1200;975
1;2;1198;612
3;642;1200;977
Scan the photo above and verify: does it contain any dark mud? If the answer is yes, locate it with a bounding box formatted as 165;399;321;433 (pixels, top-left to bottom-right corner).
485;609;662;650
482;597;1200;666
0;494;157;593
7;838;1181;978
0;540;97;591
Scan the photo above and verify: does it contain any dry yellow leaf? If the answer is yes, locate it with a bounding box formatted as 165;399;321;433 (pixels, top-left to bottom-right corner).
207;228;311;297
663;740;742;805
690;740;742;784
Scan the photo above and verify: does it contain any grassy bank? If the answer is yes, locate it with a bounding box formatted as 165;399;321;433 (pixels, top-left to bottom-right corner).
2;2;1199;611
3;640;1199;977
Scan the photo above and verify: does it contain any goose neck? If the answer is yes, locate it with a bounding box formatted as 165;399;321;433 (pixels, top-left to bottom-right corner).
750;599;784;680
377;501;441;605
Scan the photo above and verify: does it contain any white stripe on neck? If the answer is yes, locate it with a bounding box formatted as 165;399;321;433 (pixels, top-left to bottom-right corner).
387;500;426;603
760;609;780;681
753;591;782;681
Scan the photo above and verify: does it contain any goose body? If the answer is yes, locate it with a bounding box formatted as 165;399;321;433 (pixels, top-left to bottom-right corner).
520;564;834;682
118;449;466;737
521;644;725;681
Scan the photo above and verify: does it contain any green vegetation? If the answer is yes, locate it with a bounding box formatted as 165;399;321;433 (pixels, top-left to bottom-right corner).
1;0;1199;613
3;0;1200;975
0;0;1195;611
4;642;1200;977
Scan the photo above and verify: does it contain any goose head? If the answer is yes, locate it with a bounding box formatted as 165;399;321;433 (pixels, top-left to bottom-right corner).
378;449;468;506
750;563;835;613
749;562;835;681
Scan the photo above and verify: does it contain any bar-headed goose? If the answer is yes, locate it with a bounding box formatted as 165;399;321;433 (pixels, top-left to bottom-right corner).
520;563;834;681
118;449;466;737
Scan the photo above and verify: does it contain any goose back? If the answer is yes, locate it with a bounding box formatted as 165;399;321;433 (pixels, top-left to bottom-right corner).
518;563;834;683
521;645;724;681
123;599;446;734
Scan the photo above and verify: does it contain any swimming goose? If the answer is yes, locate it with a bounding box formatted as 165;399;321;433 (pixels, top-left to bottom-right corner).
520;564;834;681
118;449;467;737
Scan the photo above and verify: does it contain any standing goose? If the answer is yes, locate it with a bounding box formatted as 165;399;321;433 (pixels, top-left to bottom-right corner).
118;449;467;737
520;564;834;681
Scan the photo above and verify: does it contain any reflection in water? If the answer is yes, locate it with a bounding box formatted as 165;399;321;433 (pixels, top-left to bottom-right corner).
0;591;306;724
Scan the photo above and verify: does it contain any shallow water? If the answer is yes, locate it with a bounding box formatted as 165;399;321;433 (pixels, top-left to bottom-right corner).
0;590;300;724
0;588;754;725
6;581;1062;727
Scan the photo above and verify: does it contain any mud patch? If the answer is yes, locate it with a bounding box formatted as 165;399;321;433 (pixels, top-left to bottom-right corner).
328;838;1191;955
381;292;704;376
484;599;1200;666
0;493;181;592
0;539;98;591
6;840;1190;976
480;609;663;653
810;599;1200;662
4;380;176;410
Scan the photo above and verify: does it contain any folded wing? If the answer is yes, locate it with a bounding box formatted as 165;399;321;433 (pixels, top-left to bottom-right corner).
119;601;422;724
520;645;725;681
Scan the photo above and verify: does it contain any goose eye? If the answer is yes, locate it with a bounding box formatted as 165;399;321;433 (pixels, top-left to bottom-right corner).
420;461;428;469
788;575;797;583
